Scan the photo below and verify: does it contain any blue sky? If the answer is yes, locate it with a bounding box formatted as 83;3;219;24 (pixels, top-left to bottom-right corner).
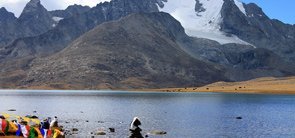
242;0;295;24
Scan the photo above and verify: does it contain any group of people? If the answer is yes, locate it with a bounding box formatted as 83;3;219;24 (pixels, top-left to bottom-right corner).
1;114;145;138
0;114;64;138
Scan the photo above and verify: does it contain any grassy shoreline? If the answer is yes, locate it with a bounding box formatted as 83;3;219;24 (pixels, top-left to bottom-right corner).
151;77;295;94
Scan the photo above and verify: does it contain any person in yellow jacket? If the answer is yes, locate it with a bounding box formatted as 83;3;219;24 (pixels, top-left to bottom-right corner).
52;128;65;138
8;120;18;134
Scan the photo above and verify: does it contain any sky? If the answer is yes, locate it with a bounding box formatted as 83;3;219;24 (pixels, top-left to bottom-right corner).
0;0;294;24
0;0;109;17
242;0;295;24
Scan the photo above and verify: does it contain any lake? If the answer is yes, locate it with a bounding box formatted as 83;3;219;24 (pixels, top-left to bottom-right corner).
0;90;295;137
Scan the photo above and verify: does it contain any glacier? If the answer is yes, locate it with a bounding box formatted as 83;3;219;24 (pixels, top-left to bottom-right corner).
158;0;251;45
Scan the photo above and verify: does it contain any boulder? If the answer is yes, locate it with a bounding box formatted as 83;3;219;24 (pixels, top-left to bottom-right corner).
150;130;167;135
109;128;115;133
72;128;79;132
236;117;243;120
95;131;106;135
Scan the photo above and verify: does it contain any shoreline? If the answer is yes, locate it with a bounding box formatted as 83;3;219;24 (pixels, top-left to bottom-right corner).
0;77;294;95
150;77;295;95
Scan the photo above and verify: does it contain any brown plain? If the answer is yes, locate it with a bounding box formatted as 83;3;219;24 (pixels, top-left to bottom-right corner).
157;77;295;94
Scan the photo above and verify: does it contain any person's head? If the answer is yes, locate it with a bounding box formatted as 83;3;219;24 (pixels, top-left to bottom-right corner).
0;115;5;119
32;123;40;128
20;121;28;125
131;117;141;128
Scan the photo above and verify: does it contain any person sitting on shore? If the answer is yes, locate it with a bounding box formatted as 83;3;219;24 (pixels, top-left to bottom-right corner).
52;128;65;138
47;116;65;138
19;120;30;138
129;117;144;138
50;116;58;128
41;118;50;138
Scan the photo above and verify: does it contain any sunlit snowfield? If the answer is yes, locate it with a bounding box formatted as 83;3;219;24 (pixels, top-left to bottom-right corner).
0;90;295;137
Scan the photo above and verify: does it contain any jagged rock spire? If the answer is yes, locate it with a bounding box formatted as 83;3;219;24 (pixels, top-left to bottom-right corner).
18;0;54;36
0;7;16;22
20;0;43;15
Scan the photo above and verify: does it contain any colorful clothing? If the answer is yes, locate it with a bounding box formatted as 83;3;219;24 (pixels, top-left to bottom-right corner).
7;121;18;133
0;119;8;135
29;127;43;138
20;124;30;137
52;129;64;138
0;119;18;135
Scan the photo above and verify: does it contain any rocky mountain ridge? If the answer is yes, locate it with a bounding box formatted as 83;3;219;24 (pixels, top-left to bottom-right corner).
24;13;227;89
50;4;91;19
0;0;163;60
220;0;295;61
0;0;294;89
0;0;55;46
0;0;94;47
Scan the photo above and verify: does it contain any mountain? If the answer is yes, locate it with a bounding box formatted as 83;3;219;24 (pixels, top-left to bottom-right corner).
0;0;162;60
224;48;295;81
220;0;295;61
0;7;16;22
158;0;250;45
158;0;295;61
18;0;55;36
0;8;17;45
0;0;55;47
22;12;227;89
0;0;295;89
50;4;91;19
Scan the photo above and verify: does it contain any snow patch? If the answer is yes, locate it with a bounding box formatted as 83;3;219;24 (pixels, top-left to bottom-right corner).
158;0;251;45
234;0;246;15
52;16;64;28
101;7;108;20
52;16;63;22
159;0;223;34
248;14;254;17
186;29;252;45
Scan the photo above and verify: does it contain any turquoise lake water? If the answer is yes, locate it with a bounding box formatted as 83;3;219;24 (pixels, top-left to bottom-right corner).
0;90;295;137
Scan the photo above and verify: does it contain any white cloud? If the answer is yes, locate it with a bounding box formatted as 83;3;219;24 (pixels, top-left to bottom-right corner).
0;0;110;17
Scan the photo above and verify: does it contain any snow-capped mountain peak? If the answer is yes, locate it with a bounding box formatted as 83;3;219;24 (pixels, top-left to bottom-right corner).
158;0;251;45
